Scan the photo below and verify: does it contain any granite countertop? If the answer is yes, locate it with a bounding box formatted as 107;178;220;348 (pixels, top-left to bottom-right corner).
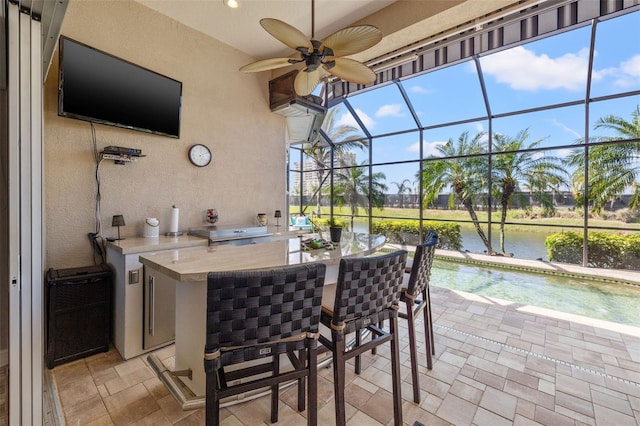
138;232;386;282
105;234;208;255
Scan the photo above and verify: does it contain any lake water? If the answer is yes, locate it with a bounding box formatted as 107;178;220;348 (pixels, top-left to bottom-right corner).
458;228;551;260
432;260;640;326
353;222;553;260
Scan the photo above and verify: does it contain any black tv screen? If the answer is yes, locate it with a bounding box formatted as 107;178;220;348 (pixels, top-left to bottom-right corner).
58;36;182;138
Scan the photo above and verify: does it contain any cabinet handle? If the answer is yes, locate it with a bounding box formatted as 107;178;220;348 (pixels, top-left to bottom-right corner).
149;276;155;336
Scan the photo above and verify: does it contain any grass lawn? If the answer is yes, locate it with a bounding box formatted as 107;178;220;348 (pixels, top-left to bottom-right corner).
290;205;640;233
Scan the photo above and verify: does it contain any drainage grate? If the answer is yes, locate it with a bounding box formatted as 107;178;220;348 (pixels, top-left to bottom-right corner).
437;325;640;388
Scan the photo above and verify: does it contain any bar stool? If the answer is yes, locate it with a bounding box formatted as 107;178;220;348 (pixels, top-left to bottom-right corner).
319;250;407;426
400;231;438;403
204;263;326;426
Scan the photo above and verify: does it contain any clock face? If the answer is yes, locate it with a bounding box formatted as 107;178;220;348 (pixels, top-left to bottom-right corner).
188;144;212;167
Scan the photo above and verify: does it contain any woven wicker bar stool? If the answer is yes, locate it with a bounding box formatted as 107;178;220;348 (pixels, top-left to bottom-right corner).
319;250;407;426
399;230;438;403
204;263;326;426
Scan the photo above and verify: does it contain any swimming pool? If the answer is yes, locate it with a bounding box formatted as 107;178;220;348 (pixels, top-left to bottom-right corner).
431;260;640;327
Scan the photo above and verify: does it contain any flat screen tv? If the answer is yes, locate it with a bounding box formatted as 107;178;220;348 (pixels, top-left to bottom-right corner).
58;36;182;138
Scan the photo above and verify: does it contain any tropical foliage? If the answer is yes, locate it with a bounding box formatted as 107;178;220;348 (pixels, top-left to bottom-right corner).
294;105;638;265
419;131;493;253
303;106;367;216
333;159;387;230
545;231;640;270
371;220;462;250
566;105;640;213
492;129;567;253
390;179;413;208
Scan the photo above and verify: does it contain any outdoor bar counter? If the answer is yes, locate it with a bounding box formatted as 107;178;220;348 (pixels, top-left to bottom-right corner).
139;232;386;408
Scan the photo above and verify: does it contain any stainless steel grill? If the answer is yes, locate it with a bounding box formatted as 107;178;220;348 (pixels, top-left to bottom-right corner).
188;224;272;246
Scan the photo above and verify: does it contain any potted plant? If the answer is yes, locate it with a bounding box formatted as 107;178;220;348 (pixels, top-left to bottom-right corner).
326;217;343;243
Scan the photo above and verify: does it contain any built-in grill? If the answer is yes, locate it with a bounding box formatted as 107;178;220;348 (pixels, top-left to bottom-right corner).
188;224;272;246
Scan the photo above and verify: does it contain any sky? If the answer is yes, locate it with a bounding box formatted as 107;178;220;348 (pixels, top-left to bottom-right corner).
319;10;640;191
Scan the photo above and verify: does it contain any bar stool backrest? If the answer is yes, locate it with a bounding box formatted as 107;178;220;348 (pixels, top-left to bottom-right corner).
204;263;326;371
330;250;407;337
405;231;438;299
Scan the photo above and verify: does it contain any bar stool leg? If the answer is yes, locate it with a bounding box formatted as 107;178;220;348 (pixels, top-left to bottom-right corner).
390;315;403;425
406;304;421;403
332;337;348;426
271;354;280;423
308;344;318;426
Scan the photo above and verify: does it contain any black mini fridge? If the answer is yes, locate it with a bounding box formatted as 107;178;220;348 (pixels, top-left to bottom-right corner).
46;264;112;368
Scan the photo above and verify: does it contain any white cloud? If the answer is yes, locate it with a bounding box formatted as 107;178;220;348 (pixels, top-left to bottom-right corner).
375;104;404;118
591;66;617;83
336;108;375;130
613;54;640;89
478;132;490;145
550;119;581;140
621;54;640;76
410;85;433;95
407;140;445;156
481;46;590;91
554;148;575;159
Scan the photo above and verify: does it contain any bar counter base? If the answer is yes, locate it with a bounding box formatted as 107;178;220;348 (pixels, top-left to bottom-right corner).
148;351;334;411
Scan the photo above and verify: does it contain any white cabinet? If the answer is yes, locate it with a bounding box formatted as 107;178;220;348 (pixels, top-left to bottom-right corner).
106;236;207;360
107;246;155;359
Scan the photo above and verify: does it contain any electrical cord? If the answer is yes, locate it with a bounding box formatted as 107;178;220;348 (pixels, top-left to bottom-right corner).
89;123;106;264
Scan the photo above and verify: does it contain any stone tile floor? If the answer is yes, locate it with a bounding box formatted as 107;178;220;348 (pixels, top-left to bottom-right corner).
50;285;640;425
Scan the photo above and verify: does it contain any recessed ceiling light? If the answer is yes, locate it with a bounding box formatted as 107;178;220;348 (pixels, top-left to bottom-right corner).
223;0;240;8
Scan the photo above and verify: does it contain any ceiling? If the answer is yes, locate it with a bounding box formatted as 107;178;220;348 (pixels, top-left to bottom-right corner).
137;0;395;60
134;0;538;66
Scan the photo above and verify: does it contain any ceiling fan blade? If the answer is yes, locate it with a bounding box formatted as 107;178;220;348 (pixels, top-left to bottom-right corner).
239;58;293;72
327;58;376;85
320;25;382;57
294;69;322;96
260;18;313;51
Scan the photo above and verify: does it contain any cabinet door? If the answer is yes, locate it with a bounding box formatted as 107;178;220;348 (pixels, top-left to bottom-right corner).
143;270;176;349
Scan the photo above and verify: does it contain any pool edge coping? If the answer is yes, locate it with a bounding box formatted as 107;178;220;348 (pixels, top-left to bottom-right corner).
432;249;640;288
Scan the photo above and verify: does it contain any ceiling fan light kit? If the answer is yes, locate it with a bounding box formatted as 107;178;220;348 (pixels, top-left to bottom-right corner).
239;0;382;96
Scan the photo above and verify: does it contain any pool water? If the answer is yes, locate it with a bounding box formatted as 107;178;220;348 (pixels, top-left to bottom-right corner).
431;260;640;327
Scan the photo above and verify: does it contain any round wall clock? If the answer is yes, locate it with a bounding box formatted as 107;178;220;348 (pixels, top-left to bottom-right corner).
188;144;212;167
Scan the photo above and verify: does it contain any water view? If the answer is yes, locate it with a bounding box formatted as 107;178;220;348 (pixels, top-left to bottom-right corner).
458;228;550;260
353;222;552;260
432;260;640;327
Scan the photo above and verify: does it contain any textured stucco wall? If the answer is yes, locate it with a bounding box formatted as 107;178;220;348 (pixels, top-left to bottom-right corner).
44;0;286;269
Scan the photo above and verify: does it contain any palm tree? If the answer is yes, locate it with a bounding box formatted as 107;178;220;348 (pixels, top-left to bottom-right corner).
390;179;412;208
333;160;387;230
521;161;566;216
419;131;493;253
492;129;567;254
567;106;640;213
303;106;367;216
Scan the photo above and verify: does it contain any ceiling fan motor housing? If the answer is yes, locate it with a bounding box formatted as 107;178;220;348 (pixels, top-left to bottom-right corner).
303;39;327;72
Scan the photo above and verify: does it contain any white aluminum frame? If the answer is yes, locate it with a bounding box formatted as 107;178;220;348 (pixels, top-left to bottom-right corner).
7;2;44;424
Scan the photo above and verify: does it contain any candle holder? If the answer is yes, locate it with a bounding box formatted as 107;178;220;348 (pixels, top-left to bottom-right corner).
111;214;126;240
274;210;282;231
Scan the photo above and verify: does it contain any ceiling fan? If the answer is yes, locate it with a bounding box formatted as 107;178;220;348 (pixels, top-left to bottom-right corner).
239;0;383;96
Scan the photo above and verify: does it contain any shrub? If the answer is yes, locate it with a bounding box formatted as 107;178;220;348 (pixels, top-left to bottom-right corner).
371;220;462;250
545;233;583;265
314;217;347;228
545;231;640;269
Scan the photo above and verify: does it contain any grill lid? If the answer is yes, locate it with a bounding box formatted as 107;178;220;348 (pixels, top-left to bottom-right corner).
188;224;270;241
